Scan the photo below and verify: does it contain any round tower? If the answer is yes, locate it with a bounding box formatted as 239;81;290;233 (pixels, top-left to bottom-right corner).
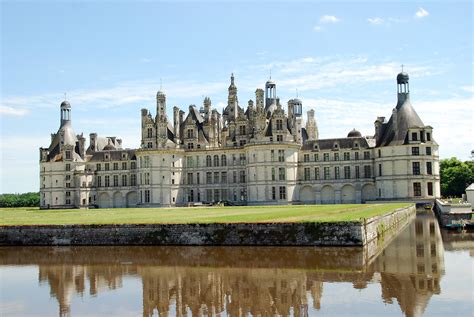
60;100;71;127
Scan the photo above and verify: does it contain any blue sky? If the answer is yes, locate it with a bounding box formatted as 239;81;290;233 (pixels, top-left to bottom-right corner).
1;1;473;193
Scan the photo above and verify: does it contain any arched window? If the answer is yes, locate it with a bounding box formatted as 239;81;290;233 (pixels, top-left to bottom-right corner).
221;155;227;166
213;155;219;167
206;155;212;167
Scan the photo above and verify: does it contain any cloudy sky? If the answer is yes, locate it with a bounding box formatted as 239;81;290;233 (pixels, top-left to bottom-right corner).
1;1;472;193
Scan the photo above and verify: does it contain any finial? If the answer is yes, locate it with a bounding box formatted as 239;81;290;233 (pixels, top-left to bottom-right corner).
231;73;234;84
296;88;298;98
269;69;272;80
64;92;67;101
160;78;162;91
401;64;404;72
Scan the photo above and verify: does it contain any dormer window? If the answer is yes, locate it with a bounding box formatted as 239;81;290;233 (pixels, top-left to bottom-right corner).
333;143;339;150
147;128;153;138
122;153;127;160
412;132;418;141
314;144;319;151
239;125;246;135
354;142;359;149
426;132;431;142
276;120;283;130
105;153;109;160
65;150;71;160
277;135;283;142
187;129;194;139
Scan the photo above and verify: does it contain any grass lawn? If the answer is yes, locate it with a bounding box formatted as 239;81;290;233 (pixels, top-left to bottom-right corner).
0;203;412;226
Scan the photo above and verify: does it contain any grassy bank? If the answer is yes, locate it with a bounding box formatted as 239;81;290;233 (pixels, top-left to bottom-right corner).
0;203;412;226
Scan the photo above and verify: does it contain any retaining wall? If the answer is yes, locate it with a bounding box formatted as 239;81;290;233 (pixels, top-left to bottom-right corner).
0;205;415;247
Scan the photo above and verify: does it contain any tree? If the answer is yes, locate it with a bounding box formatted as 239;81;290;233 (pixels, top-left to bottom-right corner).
440;158;474;197
0;192;40;207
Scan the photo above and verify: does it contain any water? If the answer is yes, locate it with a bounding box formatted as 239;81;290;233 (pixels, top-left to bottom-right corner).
0;212;472;316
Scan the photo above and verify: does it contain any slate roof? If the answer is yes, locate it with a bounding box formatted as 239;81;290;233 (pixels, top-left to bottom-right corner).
301;136;371;151
88;149;137;162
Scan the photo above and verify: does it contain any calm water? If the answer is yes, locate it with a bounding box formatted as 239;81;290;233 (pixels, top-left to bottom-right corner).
0;212;473;317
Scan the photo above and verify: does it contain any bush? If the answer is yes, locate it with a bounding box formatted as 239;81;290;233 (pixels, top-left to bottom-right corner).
0;192;40;207
440;158;474;197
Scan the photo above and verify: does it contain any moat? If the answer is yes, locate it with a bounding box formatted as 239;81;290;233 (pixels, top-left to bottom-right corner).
0;212;472;316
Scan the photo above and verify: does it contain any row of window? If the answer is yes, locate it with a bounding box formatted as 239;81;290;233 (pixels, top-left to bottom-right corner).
412;162;433;176
302;151;370;163
96;161;136;171
303;165;372;180
187;188;247;202
413;182;434;196
412;146;432;156
97;174;137;187
411;131;432;142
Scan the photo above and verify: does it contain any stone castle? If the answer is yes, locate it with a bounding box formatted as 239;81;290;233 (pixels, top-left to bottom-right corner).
39;71;440;208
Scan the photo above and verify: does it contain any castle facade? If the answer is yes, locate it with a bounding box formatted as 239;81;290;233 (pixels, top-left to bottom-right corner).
39;71;440;208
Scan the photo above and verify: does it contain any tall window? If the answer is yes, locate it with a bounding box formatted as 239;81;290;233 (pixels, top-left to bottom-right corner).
144;173;150;185
315;167;320;180
122;162;127;170
304;168;310;181
113;162;118;170
276;119;283;130
187;156;193;168
334;167;340;179
214;172;219;184
364;151;370;160
97;176;102;187
413;162;421;175
122;175;127;186
426;162;432;175
271;168;276;181
187;129;194;139
426;147;432;155
65;163;71;171
278;150;285;162
323;153;329;161
221;155;227;166
196;172;200;184
412;147;420;156
324;167;330;180
355;152;359;160
426;132;431;141
355;166;360;179
240;153;246;165
427;182;433;196
130;174;137;186
279;167;286;181
314;153;319;161
104;175;110;187
334;153;339;161
233;171;237;183
344;152;350;160
213;155;219;167
412;132;418;141
344;166;351;179
96;163;101;171
206;155;212;167
303;154;310;162
144;190;150;203
206;172;212;184
65;150;71;160
413;182;421;196
364;165;371;178
130;161;136;169
270;150;275;161
221;172;227;183
240;171;246;183
276;135;283;142
272;187;276;200
379;164;382;176
147;128;153;138
239;125;246;135
187;173;193;185
279;186;286;200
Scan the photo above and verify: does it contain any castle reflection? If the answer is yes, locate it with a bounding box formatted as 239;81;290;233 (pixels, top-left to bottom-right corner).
0;213;447;317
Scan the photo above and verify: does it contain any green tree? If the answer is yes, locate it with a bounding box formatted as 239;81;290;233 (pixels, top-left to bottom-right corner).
0;192;40;207
440;158;474;197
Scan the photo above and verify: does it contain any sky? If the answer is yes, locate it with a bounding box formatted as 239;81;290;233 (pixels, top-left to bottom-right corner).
1;1;473;193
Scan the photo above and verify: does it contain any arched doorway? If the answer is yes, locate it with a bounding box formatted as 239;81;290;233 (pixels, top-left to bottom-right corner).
126;192;138;207
113;192;123;208
98;192;111;208
321;185;335;204
362;184;377;202
341;184;356;204
299;186;314;203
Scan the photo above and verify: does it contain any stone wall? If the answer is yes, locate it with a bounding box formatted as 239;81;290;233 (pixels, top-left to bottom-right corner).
0;205;415;247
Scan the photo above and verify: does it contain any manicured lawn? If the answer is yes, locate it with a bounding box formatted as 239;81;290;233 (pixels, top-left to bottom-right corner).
0;203;412;226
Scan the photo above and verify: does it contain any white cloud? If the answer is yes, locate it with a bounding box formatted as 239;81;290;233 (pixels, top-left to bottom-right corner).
415;7;429;19
367;17;384;25
320;15;340;24
0;105;30;116
313;25;323;32
141;58;152;63
460;85;474;93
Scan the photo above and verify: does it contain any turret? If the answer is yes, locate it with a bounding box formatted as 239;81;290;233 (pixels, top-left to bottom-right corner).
265;79;276;111
173;106;181;143
226;73;239;121
60;100;71;127
306;109;319;141
255;89;264;112
396;70;410;107
156;90;166;118
203;97;211;120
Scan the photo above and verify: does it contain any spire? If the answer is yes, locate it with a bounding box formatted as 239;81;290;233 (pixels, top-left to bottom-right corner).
396;68;410;107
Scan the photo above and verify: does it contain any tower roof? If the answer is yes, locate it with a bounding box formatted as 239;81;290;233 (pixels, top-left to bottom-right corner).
60;100;71;108
397;72;409;84
347;128;362;138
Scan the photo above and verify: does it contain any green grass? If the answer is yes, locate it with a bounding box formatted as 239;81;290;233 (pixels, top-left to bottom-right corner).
0;203;412;226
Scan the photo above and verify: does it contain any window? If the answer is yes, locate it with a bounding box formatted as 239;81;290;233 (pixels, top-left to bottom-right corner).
355;152;359;160
207;189;213;202
324;167;330;180
144;190;150;203
239;139;247;146
221;172;227;183
147;142;153;148
364;165;371;178
379;164;383;176
414;182;421;196
426;162;432;175
214;189;220;201
221;155;227;166
187;129;194;139
232;154;236;165
206;172;212;184
65;175;71;181
97;176;102;187
412;132;418;141
65;150;71;160
304;168;310;181
344;152;350;161
412;147;420;156
413;162;421;175
271;187;276;200
355;166;360;179
206;155;212;167
334;167;340;179
214;172;219;184
378;149;381;158
276;120;283;130
65;163;71;171
344;166;351;179
113;162;118;170
240;171;246;183
233;171;237;183
213;155;219;167
187;189;194;202
279;186;287;200
130;174;137;186
113;175;118;187
314;153;319;161
239;125;246;135
122;175;127;186
271;168;276;181
187;173;193;185
426;147;432;155
315;167;320;180
105;175;110;187
276;135;283;142
278;150;285;162
186;157;193;168
131;162;136;169
270;150;275;161
323;153;329;161
334;153;339;161
426;132;431;141
279;167;286;181
96;164;101;171
147;128;153;138
427;182;433;196
364;151;370;160
144;173;150;185
105;163;110;171
240;153;246;165
122;162;127;170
